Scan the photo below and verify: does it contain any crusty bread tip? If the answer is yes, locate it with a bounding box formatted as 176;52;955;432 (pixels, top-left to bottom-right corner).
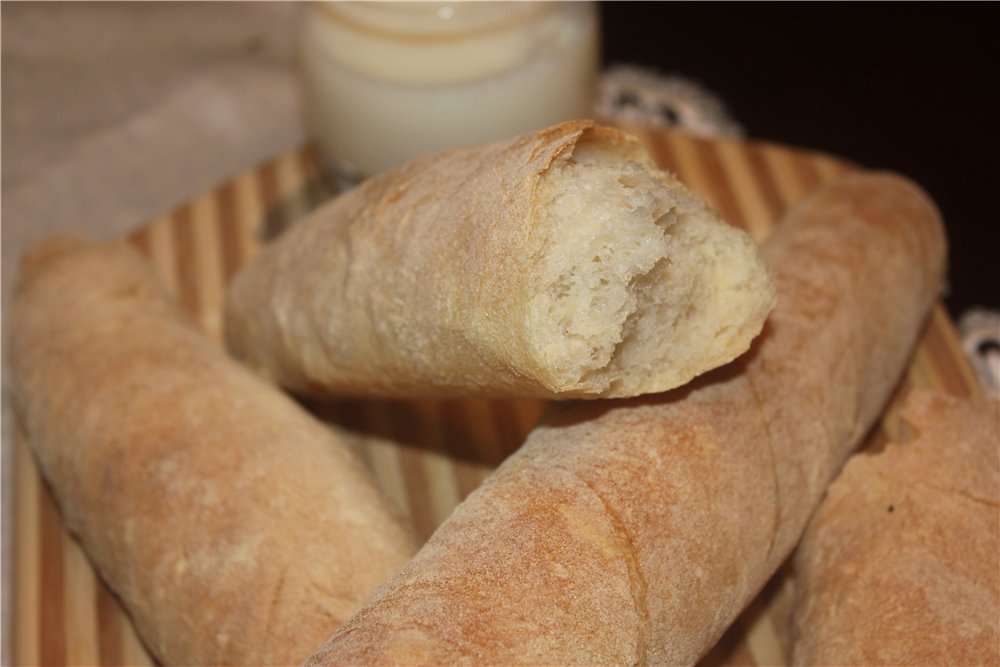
791;389;1000;666
8;239;417;666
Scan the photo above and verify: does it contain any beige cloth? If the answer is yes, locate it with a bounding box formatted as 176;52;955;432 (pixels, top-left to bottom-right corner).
1;4;304;661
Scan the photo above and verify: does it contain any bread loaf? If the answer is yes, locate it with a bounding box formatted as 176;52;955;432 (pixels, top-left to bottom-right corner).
791;389;999;666
8;239;417;665
305;172;946;666
224;120;774;399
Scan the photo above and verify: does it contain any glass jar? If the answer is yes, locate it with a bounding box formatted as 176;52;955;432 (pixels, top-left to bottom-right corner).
298;1;599;183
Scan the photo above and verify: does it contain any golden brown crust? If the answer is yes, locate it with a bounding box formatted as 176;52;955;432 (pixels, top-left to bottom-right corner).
791;389;1000;666
305;172;947;665
225;120;597;397
8;239;417;666
223;120;772;399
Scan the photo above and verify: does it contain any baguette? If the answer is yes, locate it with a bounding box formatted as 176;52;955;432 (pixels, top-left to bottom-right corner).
306;172;946;666
8;239;418;665
223;120;774;399
791;389;1000;666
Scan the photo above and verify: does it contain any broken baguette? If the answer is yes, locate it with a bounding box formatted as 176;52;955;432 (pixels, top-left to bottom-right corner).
305;172;946;666
8;239;417;666
223;120;774;399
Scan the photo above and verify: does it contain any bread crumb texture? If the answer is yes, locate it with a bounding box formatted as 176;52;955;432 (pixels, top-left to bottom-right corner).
528;132;774;396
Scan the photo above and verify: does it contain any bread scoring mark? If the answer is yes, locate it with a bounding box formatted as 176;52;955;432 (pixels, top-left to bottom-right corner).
869;469;1000;509
263;568;288;638
746;373;782;565
552;462;649;665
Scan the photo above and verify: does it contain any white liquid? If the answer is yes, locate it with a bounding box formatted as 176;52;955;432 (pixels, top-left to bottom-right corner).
299;2;599;178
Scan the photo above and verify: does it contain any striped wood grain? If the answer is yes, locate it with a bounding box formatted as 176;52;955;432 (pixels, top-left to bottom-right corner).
12;129;981;666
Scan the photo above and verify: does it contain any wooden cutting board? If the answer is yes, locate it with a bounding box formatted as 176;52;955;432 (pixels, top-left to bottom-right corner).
11;127;983;666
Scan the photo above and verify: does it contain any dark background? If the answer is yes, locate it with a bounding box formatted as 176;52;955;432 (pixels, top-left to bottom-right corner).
601;3;998;318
